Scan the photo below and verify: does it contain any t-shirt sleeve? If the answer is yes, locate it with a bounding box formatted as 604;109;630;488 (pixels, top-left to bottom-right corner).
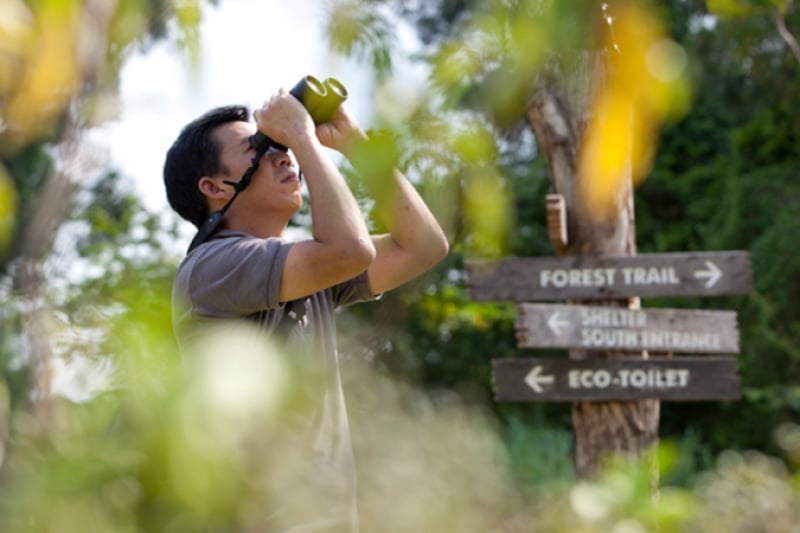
186;236;292;316
329;270;381;308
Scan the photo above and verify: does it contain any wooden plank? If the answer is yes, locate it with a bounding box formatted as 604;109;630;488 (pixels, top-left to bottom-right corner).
465;251;752;301
516;303;739;353
492;357;741;402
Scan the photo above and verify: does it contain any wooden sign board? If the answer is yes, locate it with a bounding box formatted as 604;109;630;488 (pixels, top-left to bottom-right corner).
493;357;741;402
516;303;739;353
466;251;752;301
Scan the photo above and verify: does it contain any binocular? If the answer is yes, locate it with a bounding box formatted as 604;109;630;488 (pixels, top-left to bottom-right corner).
249;75;348;155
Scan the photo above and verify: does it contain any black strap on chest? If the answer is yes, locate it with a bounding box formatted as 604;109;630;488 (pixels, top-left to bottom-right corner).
271;298;308;341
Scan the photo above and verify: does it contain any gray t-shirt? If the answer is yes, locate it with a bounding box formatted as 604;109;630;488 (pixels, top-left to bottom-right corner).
172;229;377;532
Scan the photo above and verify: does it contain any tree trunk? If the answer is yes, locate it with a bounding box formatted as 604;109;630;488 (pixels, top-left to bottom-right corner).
525;53;659;478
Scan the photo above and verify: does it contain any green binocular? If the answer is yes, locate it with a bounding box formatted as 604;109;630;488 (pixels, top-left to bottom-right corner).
249;75;348;154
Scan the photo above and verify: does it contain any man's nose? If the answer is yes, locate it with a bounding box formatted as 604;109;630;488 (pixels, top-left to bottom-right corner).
261;147;290;165
273;150;292;167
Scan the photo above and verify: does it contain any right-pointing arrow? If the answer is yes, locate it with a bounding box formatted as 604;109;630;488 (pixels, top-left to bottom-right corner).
694;260;722;288
524;365;555;393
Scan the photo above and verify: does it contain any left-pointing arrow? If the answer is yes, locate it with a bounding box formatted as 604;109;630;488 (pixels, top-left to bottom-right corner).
547;312;570;336
524;365;555;393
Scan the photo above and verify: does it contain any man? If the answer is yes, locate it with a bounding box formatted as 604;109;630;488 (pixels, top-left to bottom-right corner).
163;86;449;532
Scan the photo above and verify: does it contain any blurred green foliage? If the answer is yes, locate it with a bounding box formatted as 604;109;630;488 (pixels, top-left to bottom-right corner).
635;0;800;455
329;0;800;462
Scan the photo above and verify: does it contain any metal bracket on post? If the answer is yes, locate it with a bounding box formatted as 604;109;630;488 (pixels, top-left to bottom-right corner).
546;193;568;254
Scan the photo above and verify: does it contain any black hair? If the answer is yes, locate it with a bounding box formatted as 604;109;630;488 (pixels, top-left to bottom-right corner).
163;105;250;228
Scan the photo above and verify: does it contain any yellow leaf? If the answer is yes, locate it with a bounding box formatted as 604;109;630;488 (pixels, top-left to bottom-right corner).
707;0;760;18
579;1;690;220
0;162;19;255
2;1;81;149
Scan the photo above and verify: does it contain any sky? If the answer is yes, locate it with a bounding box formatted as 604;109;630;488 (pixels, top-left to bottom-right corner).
99;0;390;217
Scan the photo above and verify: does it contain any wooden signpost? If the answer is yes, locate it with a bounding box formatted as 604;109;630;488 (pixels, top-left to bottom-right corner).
516;303;740;353
493;357;741;402
463;250;752;405
466;251;752;301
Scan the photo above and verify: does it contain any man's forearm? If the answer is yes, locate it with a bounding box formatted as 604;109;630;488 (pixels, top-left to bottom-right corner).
379;169;447;253
347;136;448;261
293;138;374;259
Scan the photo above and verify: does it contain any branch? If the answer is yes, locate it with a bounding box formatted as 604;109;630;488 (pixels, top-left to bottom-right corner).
774;3;800;65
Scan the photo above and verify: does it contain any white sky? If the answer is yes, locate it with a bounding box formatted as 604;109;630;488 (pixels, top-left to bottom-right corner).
100;0;385;216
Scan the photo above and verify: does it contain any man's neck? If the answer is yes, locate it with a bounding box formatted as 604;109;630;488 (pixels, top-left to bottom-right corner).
220;210;291;239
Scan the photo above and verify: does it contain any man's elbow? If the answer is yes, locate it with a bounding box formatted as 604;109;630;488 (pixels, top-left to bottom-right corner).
425;232;449;267
435;234;450;261
343;237;377;273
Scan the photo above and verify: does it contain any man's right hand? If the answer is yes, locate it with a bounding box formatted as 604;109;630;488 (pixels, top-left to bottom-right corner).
253;88;317;150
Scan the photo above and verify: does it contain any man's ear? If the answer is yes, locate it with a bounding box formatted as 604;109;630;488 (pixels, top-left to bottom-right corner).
198;176;231;201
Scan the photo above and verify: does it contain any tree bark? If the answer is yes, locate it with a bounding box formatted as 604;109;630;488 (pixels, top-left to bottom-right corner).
525;53;659;479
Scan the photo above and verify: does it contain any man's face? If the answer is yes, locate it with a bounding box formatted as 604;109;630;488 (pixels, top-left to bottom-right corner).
208;120;302;215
